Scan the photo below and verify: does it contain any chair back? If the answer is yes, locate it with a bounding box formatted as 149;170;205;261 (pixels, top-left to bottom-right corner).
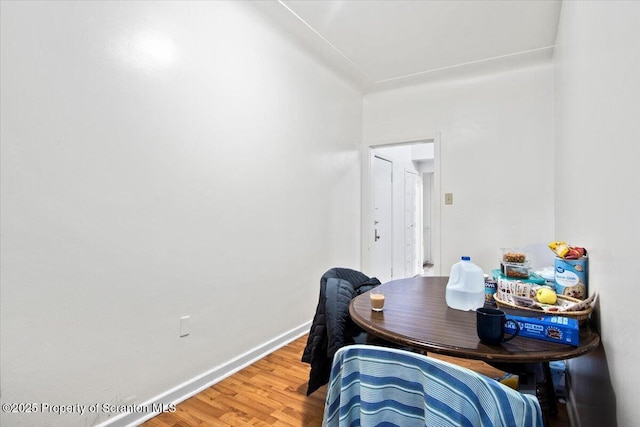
323;345;542;427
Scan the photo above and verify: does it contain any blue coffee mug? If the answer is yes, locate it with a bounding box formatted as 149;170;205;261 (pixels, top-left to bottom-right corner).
476;307;520;345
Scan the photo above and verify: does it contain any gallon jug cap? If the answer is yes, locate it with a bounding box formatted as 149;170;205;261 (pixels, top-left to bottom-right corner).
461;256;471;261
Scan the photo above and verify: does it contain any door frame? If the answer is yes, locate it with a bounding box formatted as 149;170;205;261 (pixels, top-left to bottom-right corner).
361;133;442;277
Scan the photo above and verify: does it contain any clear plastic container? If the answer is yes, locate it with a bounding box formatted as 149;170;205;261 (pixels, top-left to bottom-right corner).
446;256;485;311
500;248;527;264
501;261;531;279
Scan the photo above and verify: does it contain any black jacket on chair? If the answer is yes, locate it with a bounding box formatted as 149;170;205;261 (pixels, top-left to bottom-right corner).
301;268;380;395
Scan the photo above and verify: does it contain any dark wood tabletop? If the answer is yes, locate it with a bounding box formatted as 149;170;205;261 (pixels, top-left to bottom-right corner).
349;276;600;364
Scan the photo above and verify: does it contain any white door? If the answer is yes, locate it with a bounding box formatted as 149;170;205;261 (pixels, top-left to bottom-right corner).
404;171;422;277
372;156;393;283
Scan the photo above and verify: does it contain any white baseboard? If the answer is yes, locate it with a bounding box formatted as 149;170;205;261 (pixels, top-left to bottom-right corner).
95;321;312;427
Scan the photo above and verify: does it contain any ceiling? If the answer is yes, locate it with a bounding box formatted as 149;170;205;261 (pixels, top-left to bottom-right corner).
256;0;562;92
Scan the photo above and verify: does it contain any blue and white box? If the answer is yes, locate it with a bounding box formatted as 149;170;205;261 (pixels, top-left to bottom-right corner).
505;315;579;346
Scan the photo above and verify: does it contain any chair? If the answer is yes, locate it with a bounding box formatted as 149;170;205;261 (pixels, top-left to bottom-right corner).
323;345;543;427
302;268;382;395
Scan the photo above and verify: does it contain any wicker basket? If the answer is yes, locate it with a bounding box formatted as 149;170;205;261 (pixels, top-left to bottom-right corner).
493;293;593;324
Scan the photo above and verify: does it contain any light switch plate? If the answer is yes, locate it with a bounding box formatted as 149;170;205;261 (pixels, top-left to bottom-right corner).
445;193;453;205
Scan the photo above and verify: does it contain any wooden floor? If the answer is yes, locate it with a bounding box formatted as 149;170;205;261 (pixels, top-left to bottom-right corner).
142;334;569;427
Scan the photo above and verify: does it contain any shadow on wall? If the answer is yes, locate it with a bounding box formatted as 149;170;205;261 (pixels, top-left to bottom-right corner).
565;307;616;427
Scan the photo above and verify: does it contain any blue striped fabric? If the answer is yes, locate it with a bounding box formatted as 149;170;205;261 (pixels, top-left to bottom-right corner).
322;345;542;427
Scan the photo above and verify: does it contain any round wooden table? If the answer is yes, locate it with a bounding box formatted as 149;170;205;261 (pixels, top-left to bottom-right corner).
349;276;600;363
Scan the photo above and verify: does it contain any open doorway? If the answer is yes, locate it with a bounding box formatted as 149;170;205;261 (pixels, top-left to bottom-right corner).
422;167;435;276
361;135;441;282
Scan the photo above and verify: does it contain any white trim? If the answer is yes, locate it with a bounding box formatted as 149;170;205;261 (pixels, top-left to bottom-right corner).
94;321;312;427
374;45;556;84
432;133;442;275
275;0;373;82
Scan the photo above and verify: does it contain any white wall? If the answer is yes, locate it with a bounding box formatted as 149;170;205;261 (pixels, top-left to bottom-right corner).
554;1;640;425
0;2;362;426
364;64;555;275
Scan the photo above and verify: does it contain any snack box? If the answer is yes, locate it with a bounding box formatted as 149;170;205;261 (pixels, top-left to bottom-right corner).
504;314;579;346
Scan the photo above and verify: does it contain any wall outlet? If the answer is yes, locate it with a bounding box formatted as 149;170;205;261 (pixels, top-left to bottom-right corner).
179;315;191;337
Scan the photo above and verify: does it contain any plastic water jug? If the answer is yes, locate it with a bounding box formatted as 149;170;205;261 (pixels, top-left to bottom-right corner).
446;256;485;311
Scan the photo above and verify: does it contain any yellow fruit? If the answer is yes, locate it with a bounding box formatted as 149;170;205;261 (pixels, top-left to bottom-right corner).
536;287;557;305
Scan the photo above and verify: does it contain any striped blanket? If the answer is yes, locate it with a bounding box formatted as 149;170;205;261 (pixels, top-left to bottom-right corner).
323;345;542;427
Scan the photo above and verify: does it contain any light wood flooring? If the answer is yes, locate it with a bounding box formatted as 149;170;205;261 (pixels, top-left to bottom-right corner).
142;334;569;427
